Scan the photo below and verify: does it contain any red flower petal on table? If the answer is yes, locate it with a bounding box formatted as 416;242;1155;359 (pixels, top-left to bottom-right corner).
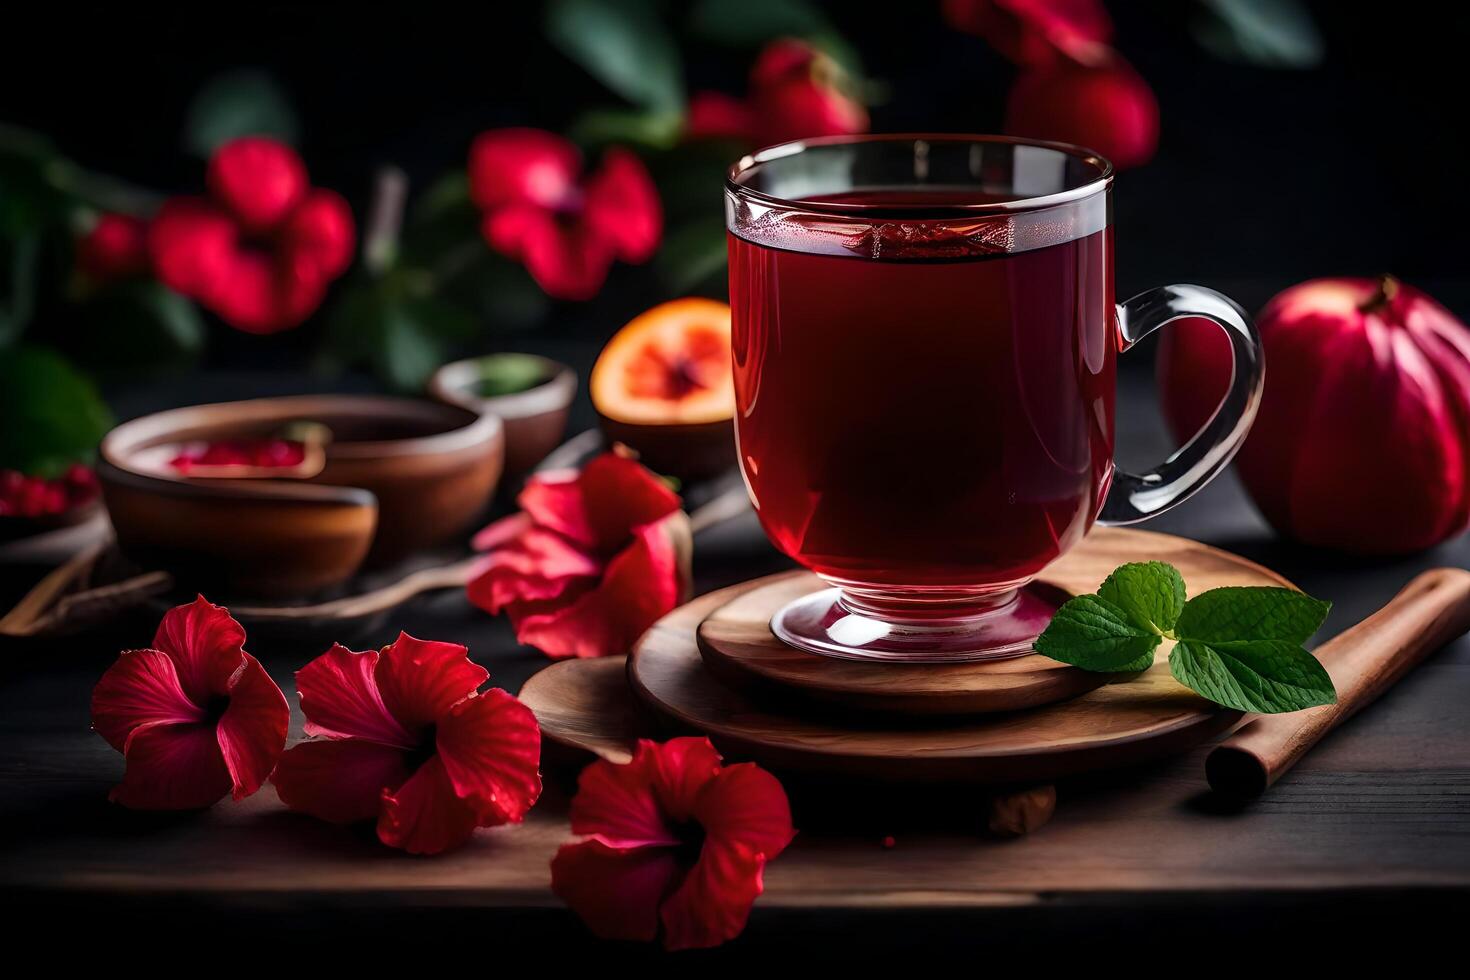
271;738;411;824
215;655;290;799
509;515;688;660
110;722;235;811
551;738;795;950
551;839;679;944
207;136;308;233
468;128;582;212
472;512;532;552
296;643;414;746
520;453;681;554
467;525;600;614
685;92;755;143
582;148;662;265
374;633;488;729
77;213;150;283
279;188;356;280
943;0;1112;65
434;689;542;823
274;633;541;854
91;597;288;811
91;649;204;752
377;755;482;855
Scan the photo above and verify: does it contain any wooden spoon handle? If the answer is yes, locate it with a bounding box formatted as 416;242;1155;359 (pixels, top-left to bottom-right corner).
1206;567;1470;799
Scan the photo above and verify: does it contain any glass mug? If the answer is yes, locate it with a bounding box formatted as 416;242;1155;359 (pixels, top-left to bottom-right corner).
725;135;1263;662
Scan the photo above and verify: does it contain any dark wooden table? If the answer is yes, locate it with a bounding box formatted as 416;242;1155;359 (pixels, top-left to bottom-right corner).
3;363;1468;960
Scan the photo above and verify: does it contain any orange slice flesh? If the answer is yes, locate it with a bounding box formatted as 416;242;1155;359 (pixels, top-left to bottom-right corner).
591;298;735;425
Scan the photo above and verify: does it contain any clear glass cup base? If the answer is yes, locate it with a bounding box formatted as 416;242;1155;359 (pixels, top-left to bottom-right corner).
770;584;1066;663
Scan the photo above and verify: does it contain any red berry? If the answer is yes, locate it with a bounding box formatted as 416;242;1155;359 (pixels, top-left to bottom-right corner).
207;137;308;233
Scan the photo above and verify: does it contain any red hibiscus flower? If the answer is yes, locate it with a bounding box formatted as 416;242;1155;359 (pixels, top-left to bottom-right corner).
76;213;151;284
468;128;661;301
551;737;795;950
90;596;288;810
1005;48;1159;169
467;451;691;660
149;136;355;334
943;0;1113;65
687;38;869;149
271;634;541;855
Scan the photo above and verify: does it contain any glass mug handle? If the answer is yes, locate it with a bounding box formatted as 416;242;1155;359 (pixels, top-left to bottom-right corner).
1098;284;1265;525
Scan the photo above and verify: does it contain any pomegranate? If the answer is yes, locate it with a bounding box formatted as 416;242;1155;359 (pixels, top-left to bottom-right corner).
1158;276;1470;554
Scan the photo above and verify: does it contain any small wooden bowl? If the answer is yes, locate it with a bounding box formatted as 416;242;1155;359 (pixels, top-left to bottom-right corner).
430;354;576;478
596;414;735;482
99;395;503;598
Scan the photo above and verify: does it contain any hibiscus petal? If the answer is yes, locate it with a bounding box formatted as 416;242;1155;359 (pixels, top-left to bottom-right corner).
550;838;680;944
296;644;415;747
92;649;204;752
582;148;662;265
519;453;681;555
374;634;488;729
151;596;248;704
466;527;600;614
646;737;725;825
694;762;796;861
215;654;289;800
434;688;542;824
471;512;532;551
659;838;769;951
204;247;328;335
482;206;614;302
376;755;481;854
147;198;237;298
272;739;411;825
509;514;688;659
685;92;756;143
567;742;681;846
279;188;356;280
111;722;233;811
468;128;582;212
207;136;308;233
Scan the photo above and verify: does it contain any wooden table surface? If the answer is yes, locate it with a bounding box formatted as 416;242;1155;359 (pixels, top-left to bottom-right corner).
2;369;1468;958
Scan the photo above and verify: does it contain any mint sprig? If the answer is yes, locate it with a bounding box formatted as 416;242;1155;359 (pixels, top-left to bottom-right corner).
1034;562;1336;714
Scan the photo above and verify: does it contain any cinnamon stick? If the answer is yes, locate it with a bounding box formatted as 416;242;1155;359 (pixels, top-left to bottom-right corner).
1206;567;1470;800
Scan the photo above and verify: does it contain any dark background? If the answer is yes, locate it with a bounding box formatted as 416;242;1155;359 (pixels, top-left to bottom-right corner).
4;1;1468;323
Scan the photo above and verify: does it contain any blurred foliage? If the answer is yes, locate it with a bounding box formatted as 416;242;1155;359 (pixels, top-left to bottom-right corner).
0;345;113;475
547;0;685;113
184;69;301;156
1194;0;1324;69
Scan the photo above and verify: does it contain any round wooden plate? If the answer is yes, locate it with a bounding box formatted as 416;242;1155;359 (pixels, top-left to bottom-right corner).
698;574;1108;715
626;527;1292;784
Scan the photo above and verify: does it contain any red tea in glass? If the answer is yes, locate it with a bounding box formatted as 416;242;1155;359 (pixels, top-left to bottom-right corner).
725;136;1263;662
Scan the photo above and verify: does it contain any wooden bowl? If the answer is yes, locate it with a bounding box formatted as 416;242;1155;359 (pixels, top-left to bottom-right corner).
99;395;504;598
596;414;735;482
429;354;576;478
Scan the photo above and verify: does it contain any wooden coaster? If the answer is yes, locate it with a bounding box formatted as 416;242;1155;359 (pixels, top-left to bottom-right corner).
624;527;1291;784
698;573;1109;715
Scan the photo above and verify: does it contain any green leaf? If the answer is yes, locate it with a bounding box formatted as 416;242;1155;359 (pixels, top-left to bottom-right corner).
184;69;301;157
1170;638;1336;714
688;0;829;45
1176;586;1330;646
567;109;684;151
0;235;40;346
0;346;112;475
545;0;685;112
1033;594;1162;672
656;217;729;293
68;281;206;375
1097;561;1185;637
1194;0;1324;69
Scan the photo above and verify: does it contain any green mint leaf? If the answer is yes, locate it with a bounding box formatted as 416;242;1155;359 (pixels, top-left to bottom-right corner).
1097;561;1186;637
1176;586;1330;645
1033;594;1162;672
1170;638;1337;714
